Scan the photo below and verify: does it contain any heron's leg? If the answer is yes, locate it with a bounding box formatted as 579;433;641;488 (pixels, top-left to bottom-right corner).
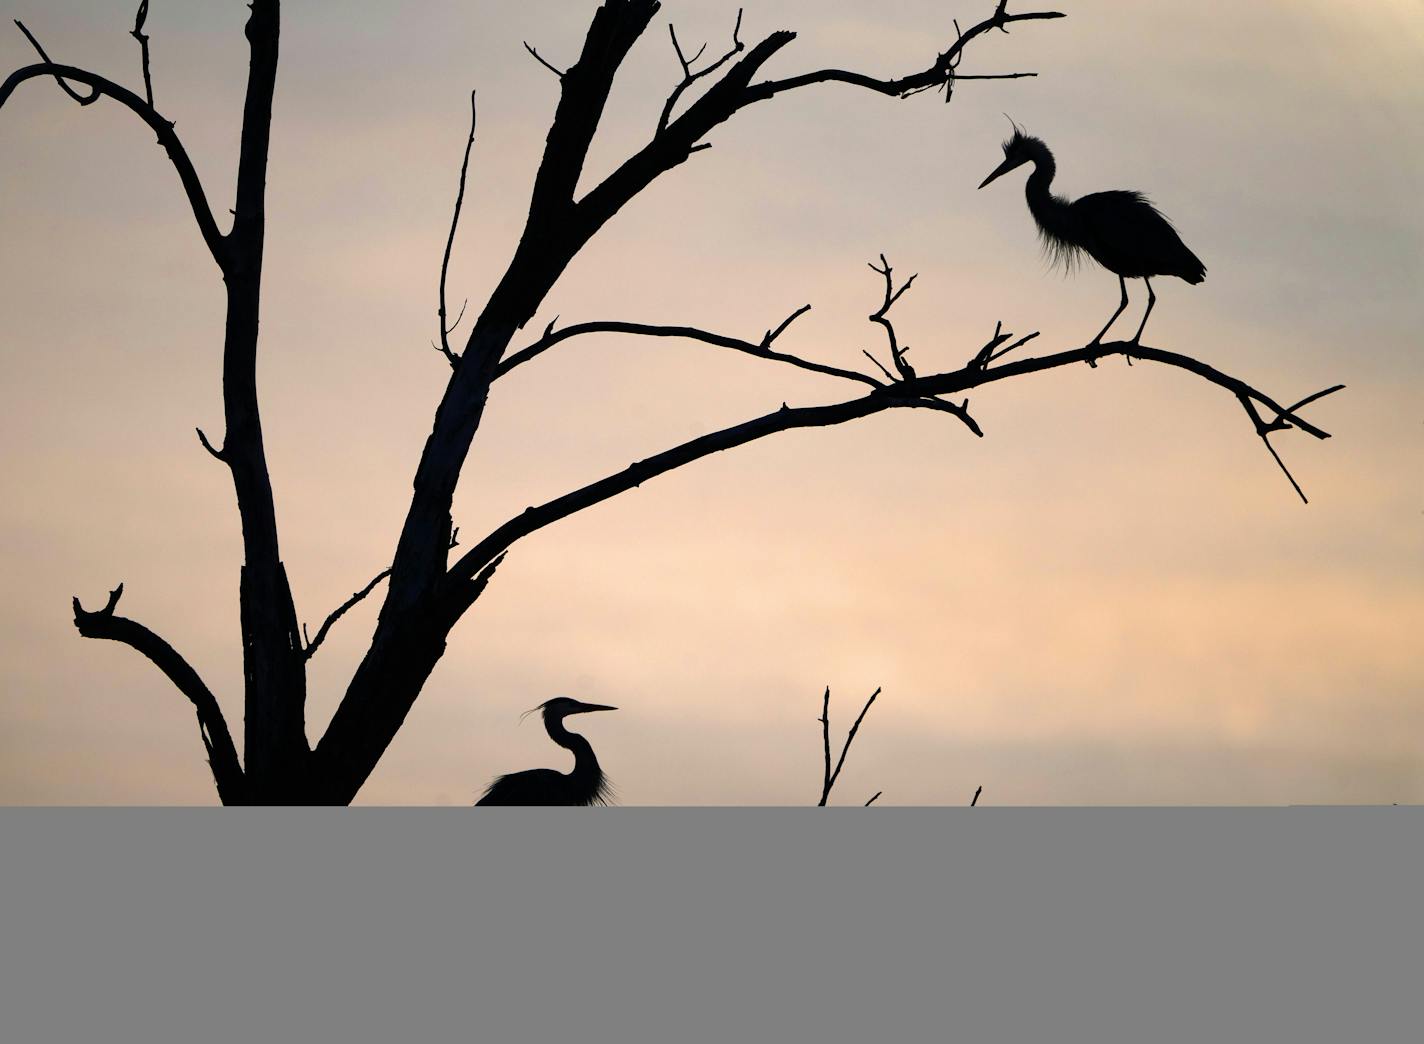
1090;274;1130;347
1130;278;1157;345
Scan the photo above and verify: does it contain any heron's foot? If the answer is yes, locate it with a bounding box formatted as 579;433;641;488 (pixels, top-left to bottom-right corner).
1085;338;1102;368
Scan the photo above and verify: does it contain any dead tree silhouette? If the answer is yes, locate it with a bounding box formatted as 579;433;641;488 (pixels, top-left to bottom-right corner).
2;2;1342;803
978;121;1207;348
476;699;618;806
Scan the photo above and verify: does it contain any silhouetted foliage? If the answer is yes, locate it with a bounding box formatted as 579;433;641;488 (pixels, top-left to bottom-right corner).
2;1;1340;803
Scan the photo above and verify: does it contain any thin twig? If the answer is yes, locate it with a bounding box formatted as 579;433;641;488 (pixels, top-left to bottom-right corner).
762;303;811;348
865;791;883;806
130;0;153;108
523;41;566;79
971;785;982;807
302;568;392;662
305;529;460;661
437;90;477;367
1237;393;1309;504
862;349;896;383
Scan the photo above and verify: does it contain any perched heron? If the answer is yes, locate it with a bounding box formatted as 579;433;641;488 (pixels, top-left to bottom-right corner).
475;697;617;806
978;122;1206;346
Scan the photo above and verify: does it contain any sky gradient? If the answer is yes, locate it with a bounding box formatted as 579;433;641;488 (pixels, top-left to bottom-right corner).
1;0;1420;804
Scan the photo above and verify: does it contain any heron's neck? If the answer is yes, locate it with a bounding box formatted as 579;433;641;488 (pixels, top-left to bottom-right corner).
546;716;602;783
1022;140;1072;234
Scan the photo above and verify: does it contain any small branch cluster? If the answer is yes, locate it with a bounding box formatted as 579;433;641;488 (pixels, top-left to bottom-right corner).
658;8;744;135
818;685;882;806
969;320;1039;371
864;256;985;438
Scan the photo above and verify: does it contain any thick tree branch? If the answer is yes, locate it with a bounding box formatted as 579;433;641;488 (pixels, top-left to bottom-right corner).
223;0;309;797
1;58;226;267
496;309;880;387
72;584;244;803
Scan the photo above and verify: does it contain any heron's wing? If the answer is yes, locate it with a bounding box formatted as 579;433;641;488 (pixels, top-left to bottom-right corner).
1072;191;1205;282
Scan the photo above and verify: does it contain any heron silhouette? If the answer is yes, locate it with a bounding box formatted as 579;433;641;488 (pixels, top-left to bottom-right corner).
475;697;617;806
978;122;1206;346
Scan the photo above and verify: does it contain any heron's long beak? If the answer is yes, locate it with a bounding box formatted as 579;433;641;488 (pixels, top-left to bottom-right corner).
978;156;1024;189
576;703;618;714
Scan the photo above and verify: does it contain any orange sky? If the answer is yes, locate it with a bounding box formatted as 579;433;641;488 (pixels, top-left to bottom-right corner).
1;0;1420;803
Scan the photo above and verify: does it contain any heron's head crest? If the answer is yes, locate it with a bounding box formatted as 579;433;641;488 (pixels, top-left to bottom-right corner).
1002;115;1029;154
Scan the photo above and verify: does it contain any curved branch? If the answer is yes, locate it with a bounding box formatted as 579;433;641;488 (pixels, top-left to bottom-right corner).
0;62;227;268
496;313;880;387
436;90;477;367
449;336;1338;590
73;584;244;803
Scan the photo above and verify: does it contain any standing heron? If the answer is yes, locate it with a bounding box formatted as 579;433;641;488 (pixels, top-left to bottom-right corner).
978;122;1206;346
475;698;617;806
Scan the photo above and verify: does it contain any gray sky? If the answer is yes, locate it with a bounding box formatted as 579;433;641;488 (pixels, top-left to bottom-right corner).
1;1;1420;803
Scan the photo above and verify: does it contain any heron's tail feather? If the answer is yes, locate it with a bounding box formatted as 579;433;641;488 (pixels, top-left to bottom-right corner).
1180;250;1207;284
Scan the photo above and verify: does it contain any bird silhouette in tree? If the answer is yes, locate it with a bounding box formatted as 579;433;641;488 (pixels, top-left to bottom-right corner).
979;121;1206;346
475;698;617;806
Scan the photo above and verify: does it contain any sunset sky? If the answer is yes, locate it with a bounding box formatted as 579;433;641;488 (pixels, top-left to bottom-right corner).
1;0;1420;804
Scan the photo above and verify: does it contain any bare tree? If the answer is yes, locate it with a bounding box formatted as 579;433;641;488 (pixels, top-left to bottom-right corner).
2;2;1341;804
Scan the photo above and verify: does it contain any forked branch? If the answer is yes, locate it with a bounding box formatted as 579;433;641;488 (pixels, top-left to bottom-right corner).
658;7;744;134
818;685;882;806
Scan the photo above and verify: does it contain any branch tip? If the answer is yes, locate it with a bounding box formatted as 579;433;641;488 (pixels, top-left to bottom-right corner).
523;41;566;79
